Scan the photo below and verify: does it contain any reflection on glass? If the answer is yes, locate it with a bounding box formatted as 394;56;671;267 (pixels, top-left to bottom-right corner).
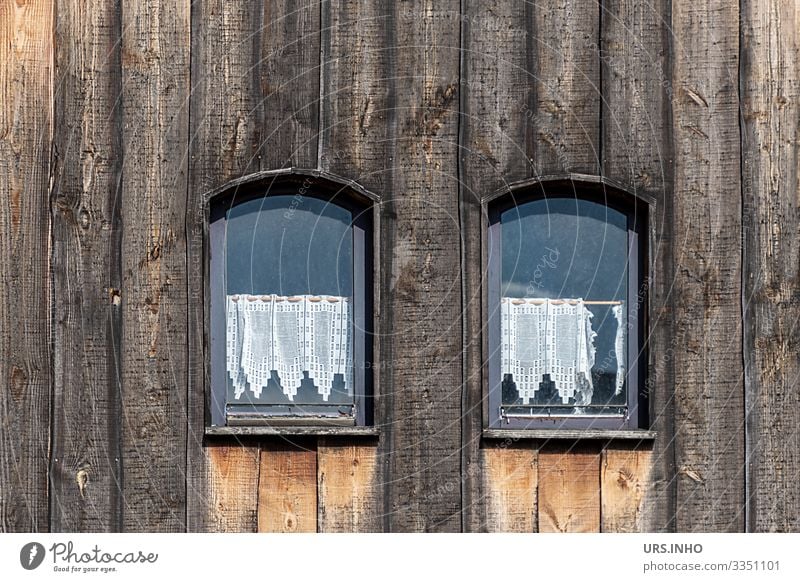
499;197;629;416
224;195;354;409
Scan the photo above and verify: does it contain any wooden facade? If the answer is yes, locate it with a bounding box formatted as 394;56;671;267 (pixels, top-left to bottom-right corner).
1;0;799;533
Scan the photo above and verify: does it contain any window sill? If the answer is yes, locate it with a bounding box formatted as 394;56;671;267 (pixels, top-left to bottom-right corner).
205;425;380;438
482;428;657;441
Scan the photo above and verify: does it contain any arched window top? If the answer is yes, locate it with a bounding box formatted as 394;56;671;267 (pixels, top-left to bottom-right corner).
207;170;375;429
486;175;649;431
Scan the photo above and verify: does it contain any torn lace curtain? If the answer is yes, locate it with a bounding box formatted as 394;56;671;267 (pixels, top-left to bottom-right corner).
226;294;353;401
501;298;626;406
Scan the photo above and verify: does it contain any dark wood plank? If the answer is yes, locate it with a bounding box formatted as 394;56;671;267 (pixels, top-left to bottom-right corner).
482;443;537;533
671;0;745;532
600;0;676;532
538;444;601;532
601;447;652;532
459;0;532;533
49;0;124;532
258;442;317;533
741;0;800;532
378;2;462;532
317;440;380;532
528;0;601;175
185;0;264;533
256;0;321;170
318;0;393;533
119;0;191;531
0;0;53;533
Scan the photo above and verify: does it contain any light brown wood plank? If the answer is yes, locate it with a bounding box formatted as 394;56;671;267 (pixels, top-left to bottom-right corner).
538;445;601;532
317;440;380;532
482;443;537;533
0;0;53;533
200;445;260;532
119;0;191;532
601;447;652;532
601;0;675;532
671;0;745;532
258;442;317;533
741;0;800;532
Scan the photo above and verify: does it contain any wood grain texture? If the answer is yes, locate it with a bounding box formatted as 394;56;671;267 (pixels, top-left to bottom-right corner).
741;0;800;532
671;0;745;532
317;440;380;532
256;0;320;170
0;0;53;533
538;445;601;532
185;0;264;533
119;0;190;531
482;443;537;533
258;442;317;533
49;0;123;532
380;1;463;532
528;0;600;175
601;447;652;532
198;444;260;532
601;0;676;532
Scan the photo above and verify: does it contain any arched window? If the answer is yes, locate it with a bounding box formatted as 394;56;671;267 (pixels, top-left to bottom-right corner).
207;172;375;428
486;178;649;430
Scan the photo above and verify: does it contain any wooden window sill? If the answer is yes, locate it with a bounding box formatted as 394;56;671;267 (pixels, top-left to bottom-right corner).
205;425;380;437
482;428;656;441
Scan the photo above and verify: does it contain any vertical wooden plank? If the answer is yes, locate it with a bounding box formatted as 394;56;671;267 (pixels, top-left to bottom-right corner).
741;0;800;532
538;445;601;533
459;0;532;533
601;0;675;531
601;447;652;532
186;0;263;533
528;0;601;175
0;0;53;533
49;0;123;533
258;442;317;533
482;443;537;533
119;0;190;531
317;440;380;532
257;0;320;170
671;0;744;532
318;0;392;533
381;1;462;532
201;444;260;532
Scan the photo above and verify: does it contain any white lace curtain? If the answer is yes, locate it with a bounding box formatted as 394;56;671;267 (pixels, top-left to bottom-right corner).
226;294;353;401
501;298;626;405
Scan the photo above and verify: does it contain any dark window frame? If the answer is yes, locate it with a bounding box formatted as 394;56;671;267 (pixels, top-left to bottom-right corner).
204;170;378;429
483;176;652;431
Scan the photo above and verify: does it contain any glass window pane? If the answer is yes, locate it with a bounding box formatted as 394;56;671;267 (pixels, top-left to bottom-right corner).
224;195;355;410
499;197;629;416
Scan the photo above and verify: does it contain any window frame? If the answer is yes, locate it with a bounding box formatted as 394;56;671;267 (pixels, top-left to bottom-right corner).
483;176;652;431
204;170;379;429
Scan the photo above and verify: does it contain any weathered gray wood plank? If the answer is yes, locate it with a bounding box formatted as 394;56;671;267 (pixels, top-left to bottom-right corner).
459;0;532;533
256;0;321;170
49;0;124;532
741;0;800;532
601;0;676;532
119;0;191;531
186;0;264;533
0;0;53;533
318;0;393;532
671;0;745;532
528;0;601;175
